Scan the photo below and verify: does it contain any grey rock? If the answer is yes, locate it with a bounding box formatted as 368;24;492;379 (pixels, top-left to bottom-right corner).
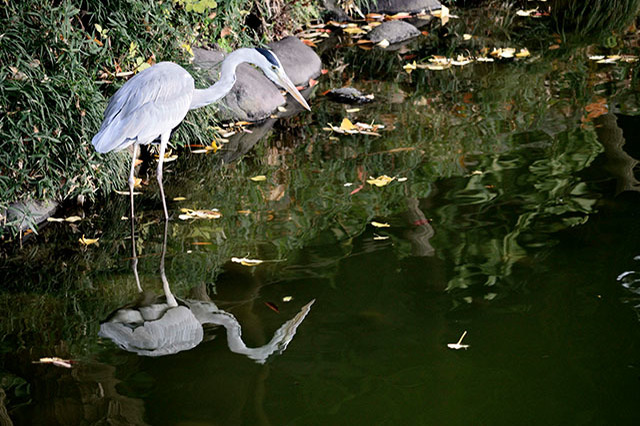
5;199;58;232
327;87;374;104
192;37;321;122
217;63;286;122
366;0;442;14
268;36;323;86
322;0;350;20
368;20;421;44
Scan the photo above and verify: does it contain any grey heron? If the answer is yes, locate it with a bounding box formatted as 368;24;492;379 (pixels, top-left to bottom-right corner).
92;47;310;224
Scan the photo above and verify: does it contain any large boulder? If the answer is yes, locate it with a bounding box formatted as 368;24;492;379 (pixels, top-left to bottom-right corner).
217;63;285;122
192;37;321;122
268;36;323;86
367;20;421;44
4;199;58;232
365;0;442;13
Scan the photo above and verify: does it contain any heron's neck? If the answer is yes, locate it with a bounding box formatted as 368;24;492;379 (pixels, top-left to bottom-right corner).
189;48;257;110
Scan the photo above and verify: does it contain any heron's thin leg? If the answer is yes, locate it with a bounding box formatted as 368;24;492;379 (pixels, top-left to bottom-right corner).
129;143;142;292
157;133;170;221
160;218;178;307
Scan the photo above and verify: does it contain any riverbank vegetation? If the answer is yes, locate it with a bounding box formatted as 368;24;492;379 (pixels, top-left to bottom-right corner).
0;0;318;234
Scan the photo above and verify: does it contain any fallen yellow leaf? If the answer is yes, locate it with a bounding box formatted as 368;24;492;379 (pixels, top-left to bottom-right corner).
343;27;366;35
340;118;358;131
178;208;222;220
366;175;395;187
250;175;267;182
79;235;99;246
371;221;391;228
403;61;417;74
231;257;264;266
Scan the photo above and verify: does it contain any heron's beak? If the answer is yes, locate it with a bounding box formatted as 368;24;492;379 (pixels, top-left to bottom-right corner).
277;70;311;111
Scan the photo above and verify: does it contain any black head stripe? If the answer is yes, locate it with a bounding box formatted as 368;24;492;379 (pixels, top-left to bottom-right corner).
255;48;279;66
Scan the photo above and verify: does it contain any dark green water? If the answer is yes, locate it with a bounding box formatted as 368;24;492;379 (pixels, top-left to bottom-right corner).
3;17;640;426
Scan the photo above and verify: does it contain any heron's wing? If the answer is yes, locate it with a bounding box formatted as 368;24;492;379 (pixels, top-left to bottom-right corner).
92;62;195;153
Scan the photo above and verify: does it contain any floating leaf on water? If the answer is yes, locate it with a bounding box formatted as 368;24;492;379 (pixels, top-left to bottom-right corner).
447;330;470;350
65;216;82;223
371;221;391;228
515;48;531;58
451;55;473;66
277;106;287;112
340;118;358;131
237;209;252;215
282;296;294;302
34;357;73;368
403;61;417;74
114;189;142;195
250;175;267;182
231;257;264;266
367;175;395;187
373;234;390;240
376;38;390;48
397;177;408;182
346;107;360;113
79;235;99;246
463;33;472;40
491;47;516;58
173;196;187;201
178;208;222;220
516;8;538;17
344;182;354;187
46;217;65;223
265;301;280;313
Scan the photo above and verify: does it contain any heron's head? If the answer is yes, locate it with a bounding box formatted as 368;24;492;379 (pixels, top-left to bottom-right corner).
254;48;311;111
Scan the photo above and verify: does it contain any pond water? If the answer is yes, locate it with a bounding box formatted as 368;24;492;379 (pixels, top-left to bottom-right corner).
2;11;640;426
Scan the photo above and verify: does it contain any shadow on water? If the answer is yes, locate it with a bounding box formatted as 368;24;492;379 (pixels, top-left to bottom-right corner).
2;6;640;424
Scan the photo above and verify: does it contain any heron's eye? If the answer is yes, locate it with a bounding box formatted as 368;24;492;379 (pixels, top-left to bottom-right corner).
271;66;277;71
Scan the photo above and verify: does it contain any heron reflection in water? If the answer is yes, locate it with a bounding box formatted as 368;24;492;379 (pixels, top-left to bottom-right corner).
99;220;315;361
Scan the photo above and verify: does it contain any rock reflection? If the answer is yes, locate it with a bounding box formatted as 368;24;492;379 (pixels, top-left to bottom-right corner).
99;220;315;362
596;113;640;194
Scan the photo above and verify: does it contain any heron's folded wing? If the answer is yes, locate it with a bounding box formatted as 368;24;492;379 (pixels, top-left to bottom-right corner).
92;63;194;153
